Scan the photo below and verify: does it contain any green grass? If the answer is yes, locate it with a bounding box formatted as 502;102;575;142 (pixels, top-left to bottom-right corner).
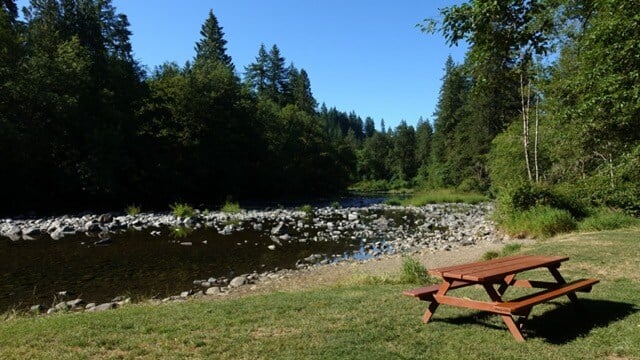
499;205;577;239
124;204;141;216
170;202;196;218
482;243;523;260
579;209;640;232
2;229;640;359
399;256;432;285
388;189;489;206
221;201;242;214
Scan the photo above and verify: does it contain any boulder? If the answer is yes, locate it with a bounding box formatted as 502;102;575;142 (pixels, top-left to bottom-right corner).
205;287;221;295
229;276;247;287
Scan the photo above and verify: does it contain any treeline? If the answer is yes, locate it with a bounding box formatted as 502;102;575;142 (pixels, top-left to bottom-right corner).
0;0;395;214
421;0;640;216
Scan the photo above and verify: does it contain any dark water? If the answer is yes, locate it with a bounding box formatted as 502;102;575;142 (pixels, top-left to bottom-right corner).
0;226;366;311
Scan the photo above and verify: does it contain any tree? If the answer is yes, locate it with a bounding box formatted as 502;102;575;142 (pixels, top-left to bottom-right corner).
244;43;269;95
288;66;317;113
364;117;375;138
194;9;234;70
392;121;418;181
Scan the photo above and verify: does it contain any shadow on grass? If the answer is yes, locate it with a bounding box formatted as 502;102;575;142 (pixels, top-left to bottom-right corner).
433;299;638;344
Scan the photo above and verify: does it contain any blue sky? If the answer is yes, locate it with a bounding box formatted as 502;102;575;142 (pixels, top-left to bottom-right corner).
19;0;467;129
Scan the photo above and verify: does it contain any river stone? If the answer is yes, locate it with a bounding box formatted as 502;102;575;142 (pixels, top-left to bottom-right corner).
54;301;71;311
94;237;112;246
205;287;221;295
86;302;117;312
50;229;65;240
22;227;41;237
98;213;113;224
66;299;85;309
267;244;276;250
270;222;287;235
30;304;45;314
347;213;359;221
229;276;247;287
85;221;102;232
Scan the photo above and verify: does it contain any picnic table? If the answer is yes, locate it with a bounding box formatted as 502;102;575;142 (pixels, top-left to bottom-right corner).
404;255;599;341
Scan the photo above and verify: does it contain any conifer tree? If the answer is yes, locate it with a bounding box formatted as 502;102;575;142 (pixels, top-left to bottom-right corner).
194;9;234;70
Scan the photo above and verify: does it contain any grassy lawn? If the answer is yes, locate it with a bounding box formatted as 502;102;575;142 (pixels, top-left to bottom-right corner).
1;228;639;359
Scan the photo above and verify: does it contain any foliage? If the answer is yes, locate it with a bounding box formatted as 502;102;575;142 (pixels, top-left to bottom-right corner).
399;257;432;285
170;203;196;218
578;209;640;232
298;204;313;216
221;201;241;214
499;205;577;238
125;205;141;216
482;243;522;260
395;189;488;206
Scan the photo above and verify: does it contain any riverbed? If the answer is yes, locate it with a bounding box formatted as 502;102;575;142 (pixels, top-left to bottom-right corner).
0;202;502;312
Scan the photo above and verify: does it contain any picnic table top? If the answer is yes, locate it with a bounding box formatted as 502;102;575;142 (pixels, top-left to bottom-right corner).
428;254;569;282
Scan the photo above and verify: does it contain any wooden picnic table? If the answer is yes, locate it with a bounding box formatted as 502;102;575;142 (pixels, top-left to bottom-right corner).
404;255;599;341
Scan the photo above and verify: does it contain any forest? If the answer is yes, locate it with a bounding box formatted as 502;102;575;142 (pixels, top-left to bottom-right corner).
0;0;638;217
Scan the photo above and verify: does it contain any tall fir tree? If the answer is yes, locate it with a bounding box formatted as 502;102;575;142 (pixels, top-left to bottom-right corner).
194;9;234;70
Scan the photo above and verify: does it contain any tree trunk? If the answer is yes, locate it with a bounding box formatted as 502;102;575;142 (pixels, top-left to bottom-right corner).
520;72;532;182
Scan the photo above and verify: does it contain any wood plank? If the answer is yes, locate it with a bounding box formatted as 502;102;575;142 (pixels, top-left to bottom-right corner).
433;295;511;314
493;278;599;314
428;255;531;276
447;256;569;282
403;280;474;299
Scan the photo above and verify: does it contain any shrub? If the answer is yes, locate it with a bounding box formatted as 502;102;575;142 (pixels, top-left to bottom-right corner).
125;204;141;216
221;201;242;214
170;202;195;218
330;201;341;209
299;204;313;215
481;243;522;261
579;209;640;231
501;205;577;238
399;256;432;285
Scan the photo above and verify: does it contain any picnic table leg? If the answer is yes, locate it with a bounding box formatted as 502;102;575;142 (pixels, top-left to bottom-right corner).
422;281;452;323
422;301;439;323
548;267;579;303
483;283;528;342
502;315;526;342
497;274;517;296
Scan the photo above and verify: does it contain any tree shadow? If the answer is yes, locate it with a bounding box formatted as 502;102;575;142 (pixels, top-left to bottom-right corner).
433;299;638;344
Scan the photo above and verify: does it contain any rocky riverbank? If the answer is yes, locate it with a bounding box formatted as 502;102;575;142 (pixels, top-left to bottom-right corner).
1;202;509;314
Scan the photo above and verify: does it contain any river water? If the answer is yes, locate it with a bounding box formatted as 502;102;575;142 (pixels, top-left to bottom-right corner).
0;196;397;311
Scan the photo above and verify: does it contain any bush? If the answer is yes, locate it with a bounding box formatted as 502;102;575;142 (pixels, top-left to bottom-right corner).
579;209;640;231
397;189;488;206
399;257;432;285
501;205;577;238
298;204;313;215
125;204;141;216
170;202;195;218
481;243;522;261
221;201;242;214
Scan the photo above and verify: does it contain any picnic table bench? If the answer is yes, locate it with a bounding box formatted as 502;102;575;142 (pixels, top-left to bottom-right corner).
404;255;599;341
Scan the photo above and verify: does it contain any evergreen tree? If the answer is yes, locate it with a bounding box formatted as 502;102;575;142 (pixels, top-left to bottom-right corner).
393;121;418;181
194;9;234;70
244;43;269;95
288;66;317;113
266;44;288;104
364;117;375;137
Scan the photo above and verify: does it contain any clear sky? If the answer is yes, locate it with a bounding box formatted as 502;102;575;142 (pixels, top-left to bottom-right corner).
18;0;468;129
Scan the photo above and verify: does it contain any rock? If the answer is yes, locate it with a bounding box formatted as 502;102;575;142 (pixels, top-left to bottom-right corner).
66;299;85;309
270;222;287;235
94;237;112;246
179;242;193;246
22;227;41;237
85;221;102;233
267;244;276;251
98;213;113;224
200;281;211;288
54;301;71;311
347;213;359;221
30;304;45;314
278;234;291;241
180;290;194;297
229;276;247;287
205;287;221;295
86;302;117;312
85;303;96;310
50;229;65;240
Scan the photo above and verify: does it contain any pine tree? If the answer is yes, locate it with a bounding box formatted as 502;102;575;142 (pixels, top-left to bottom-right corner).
289;66;317;113
244;43;269;96
194;10;234;70
266;44;288;104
